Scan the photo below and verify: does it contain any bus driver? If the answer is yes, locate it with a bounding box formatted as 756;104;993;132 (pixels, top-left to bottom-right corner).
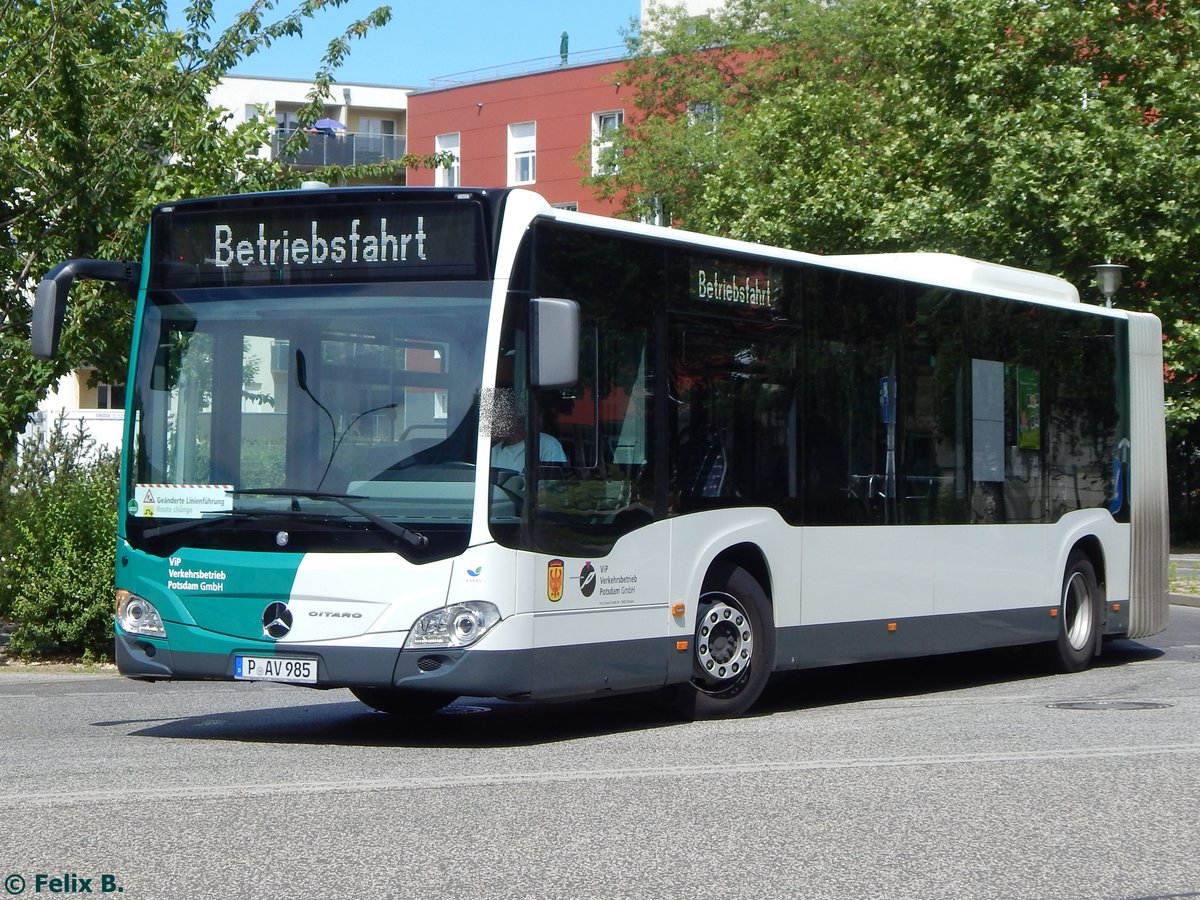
488;387;567;474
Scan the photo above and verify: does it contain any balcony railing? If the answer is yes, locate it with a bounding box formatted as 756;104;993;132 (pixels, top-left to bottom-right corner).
271;130;407;167
424;45;626;90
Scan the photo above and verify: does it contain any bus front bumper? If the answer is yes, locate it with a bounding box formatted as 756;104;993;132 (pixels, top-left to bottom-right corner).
114;624;532;698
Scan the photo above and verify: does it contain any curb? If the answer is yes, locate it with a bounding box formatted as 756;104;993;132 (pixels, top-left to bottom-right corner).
1169;593;1200;609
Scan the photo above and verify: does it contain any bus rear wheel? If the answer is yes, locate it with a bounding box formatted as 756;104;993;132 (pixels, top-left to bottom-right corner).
350;687;455;715
673;564;774;720
1049;551;1101;673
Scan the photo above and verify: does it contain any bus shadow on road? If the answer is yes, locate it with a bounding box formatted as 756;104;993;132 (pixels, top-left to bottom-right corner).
119;691;684;748
754;637;1164;714
116;639;1164;748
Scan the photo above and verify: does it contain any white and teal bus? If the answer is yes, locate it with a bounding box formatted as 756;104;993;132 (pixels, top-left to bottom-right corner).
33;186;1168;718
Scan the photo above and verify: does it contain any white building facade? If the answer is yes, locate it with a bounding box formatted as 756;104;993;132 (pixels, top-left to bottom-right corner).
641;0;725;22
208;76;412;171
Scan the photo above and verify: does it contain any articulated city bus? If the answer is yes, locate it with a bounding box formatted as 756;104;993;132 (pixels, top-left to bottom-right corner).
33;186;1168;718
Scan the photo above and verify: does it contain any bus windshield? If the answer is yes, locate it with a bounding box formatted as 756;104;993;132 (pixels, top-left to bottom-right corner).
126;281;490;559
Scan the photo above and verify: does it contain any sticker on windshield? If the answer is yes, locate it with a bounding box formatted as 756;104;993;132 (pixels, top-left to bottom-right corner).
133;484;234;518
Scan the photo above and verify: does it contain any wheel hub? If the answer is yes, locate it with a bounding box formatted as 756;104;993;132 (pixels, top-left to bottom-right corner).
1063;571;1093;652
695;597;754;683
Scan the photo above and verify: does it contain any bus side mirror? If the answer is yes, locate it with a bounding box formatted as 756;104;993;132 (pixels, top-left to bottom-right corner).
32;275;68;360
31;259;140;359
530;297;579;389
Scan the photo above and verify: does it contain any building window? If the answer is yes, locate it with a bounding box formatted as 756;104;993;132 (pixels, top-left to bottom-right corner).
508;121;536;185
359;117;395;136
97;384;124;410
93;382;125;410
75;370;125;409
687;100;720;135
275;110;300;134
591;110;623;175
552;202;579;212
435;132;461;187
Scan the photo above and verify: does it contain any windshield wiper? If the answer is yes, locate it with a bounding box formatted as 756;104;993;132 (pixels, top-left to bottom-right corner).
229;487;429;548
140;511;257;542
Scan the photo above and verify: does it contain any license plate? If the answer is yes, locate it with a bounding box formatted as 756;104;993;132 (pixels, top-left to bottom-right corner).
234;655;318;684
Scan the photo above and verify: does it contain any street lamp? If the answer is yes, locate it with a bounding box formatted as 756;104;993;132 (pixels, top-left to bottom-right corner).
1090;261;1127;308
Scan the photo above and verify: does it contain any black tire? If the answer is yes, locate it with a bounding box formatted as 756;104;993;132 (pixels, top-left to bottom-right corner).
672;563;775;720
1049;551;1101;673
350;686;455;715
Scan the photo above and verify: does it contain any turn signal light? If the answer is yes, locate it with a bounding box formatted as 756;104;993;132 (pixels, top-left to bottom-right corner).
671;602;686;617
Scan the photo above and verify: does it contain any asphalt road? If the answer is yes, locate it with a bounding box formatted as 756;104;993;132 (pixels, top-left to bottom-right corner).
1;609;1198;900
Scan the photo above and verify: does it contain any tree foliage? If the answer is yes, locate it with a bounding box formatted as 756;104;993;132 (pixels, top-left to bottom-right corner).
0;0;443;458
599;0;1200;433
0;417;119;660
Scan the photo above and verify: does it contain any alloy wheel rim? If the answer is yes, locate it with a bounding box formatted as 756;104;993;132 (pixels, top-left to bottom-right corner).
1063;571;1093;652
695;592;754;686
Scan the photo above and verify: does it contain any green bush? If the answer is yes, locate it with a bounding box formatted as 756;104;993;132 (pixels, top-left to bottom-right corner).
0;419;119;660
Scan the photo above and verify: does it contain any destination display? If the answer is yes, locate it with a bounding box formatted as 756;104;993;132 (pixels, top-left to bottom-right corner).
689;257;780;311
151;197;487;287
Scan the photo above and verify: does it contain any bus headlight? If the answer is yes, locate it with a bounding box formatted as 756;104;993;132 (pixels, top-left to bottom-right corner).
406;601;500;649
116;590;166;638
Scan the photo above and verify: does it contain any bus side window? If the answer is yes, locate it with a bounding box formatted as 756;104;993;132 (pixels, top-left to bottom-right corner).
669;324;797;514
677;416;727;498
539;323;653;496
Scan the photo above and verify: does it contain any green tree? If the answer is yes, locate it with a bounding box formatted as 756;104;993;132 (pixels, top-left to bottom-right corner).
600;0;1200;430
590;0;857;229
0;0;444;459
0;417;119;660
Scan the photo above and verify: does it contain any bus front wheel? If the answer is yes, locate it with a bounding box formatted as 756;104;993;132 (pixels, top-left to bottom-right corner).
673;564;775;720
350;686;455;715
1049;551;1101;673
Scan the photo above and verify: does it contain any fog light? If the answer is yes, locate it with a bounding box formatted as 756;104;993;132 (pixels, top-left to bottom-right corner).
116;589;166;638
406;601;500;649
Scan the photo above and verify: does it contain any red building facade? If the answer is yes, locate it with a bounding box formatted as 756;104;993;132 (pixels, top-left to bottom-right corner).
405;59;628;216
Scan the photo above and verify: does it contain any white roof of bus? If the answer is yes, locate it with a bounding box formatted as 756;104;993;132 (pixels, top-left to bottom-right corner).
534;196;1083;309
820;251;1080;306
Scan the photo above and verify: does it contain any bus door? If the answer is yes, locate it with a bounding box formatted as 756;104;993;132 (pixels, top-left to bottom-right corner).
490;291;669;699
536;324;669;697
800;272;937;629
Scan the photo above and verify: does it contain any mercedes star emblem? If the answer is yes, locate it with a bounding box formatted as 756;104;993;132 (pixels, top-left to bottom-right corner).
262;601;293;639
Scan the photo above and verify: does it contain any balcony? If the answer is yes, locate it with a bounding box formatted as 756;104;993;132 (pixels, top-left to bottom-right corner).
271;129;407;167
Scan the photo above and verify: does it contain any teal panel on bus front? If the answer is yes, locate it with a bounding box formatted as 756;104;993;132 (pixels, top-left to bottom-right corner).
122;547;303;649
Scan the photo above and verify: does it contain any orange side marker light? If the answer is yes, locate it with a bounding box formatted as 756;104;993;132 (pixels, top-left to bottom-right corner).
676;640;689;652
